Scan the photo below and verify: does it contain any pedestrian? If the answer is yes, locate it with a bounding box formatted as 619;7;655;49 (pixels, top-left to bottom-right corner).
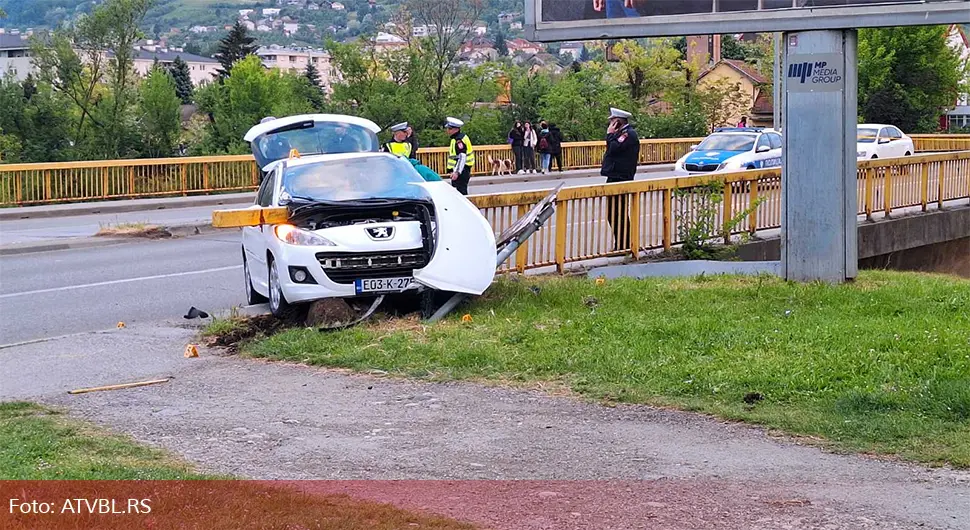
537;120;552;173
548;122;564;172
522;121;538;174
737;116;748;127
508;121;524;174
600;107;640;251
405;124;419;154
381;122;414;158
444;117;476;196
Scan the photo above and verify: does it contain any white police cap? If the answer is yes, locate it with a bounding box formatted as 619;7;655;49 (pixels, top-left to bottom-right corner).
444;117;464;128
390;122;409;132
609;107;632;120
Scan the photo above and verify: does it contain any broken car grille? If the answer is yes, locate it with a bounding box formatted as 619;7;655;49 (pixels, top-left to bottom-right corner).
316;250;430;284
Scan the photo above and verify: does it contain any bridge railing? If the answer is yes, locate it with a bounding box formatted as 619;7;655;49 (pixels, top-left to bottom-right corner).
911;134;970;153
468;151;970;273
1;135;966;207
0;137;697;207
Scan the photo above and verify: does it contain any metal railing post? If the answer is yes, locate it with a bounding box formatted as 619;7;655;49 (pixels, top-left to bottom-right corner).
628;191;640;258
554;201;567;273
662;188;672;251
722;180;733;245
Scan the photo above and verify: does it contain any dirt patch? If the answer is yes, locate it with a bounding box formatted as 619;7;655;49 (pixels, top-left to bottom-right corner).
203;314;301;354
96;224;173;239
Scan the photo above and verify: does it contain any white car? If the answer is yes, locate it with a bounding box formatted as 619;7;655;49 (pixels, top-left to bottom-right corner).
856;124;914;160
674;127;783;176
241;114;497;317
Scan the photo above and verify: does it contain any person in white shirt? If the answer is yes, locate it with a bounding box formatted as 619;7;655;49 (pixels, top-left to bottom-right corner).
522;121;538;174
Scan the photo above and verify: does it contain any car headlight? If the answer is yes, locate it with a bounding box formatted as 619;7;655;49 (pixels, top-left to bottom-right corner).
717;159;744;171
274;224;336;246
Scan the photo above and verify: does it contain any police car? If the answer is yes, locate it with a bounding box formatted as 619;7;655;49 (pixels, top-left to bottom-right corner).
674;127;783;176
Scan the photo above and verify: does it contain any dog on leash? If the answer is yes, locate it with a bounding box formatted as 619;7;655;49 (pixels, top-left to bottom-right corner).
488;155;514;176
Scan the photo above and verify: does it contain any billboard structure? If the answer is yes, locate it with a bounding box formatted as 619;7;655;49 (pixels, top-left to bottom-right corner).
527;1;970;41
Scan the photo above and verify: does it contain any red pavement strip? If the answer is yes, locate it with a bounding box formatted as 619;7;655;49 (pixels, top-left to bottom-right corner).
0;479;860;530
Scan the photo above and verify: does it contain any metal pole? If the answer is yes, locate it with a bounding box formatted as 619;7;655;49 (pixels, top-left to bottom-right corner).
773;32;782;128
780;29;858;283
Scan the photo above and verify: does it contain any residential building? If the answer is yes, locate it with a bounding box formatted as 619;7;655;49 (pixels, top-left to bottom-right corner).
256;45;337;94
373;32;407;53
0;34;32;82
239;9;255;17
132;47;219;86
507;38;543;56
331;2;346;10
945;24;970;130
283;22;300;35
559;42;585;60
412;25;429;38
697;58;772;127
262;8;281;17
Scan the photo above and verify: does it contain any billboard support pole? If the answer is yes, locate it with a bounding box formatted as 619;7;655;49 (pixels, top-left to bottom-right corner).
780;29;858;283
773;32;782;128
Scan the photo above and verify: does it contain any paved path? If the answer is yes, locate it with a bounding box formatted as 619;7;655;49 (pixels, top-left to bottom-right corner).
2;321;966;529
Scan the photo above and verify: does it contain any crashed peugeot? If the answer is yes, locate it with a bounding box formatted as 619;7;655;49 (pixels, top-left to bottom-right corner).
237;114;500;319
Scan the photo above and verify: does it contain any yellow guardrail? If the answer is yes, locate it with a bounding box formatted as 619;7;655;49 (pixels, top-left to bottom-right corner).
2;135;967;207
468;151;970;273
911;134;970;153
0;138;701;207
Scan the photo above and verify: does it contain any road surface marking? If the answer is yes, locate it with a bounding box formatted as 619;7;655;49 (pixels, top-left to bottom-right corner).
0;265;242;299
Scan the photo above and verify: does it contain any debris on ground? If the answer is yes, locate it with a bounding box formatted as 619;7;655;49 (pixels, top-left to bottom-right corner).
184;307;210;319
68;378;172;395
95;223;173;239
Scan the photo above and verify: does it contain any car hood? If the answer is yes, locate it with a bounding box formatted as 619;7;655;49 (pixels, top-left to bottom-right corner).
683;150;743;166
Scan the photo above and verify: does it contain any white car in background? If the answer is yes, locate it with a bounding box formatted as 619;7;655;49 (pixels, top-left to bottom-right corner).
857;124;915;160
241;114;497;317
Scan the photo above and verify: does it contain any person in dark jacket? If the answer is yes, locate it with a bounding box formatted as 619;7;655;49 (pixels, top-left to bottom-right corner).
600;107;640;251
547;123;564;172
405;125;419;154
508;121;525;174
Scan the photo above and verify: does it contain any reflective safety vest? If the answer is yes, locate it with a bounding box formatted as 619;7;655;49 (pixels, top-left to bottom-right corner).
384;141;413;158
447;133;476;171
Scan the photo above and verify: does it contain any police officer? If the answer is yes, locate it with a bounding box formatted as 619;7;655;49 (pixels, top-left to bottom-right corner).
381;122;414;158
445;117;476;196
600;107;640;251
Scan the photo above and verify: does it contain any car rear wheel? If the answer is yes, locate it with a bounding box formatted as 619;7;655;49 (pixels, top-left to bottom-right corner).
243;250;267;305
871;155;878;159
268;256;292;317
905;151;912;156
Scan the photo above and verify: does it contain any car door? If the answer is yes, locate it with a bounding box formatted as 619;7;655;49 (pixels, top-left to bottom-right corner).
752;133;773;168
876;127;892;158
244;168;278;294
765;132;783;168
889;127;909;157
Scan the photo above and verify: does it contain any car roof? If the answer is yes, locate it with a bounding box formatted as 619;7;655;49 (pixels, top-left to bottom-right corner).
858;124;896;128
712;127;780;134
280;151;398;170
244;114;381;142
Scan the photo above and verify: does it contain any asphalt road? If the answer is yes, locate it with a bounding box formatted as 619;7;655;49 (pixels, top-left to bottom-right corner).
0;233;244;345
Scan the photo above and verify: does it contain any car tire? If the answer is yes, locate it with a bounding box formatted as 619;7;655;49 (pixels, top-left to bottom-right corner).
242;249;267;305
905;151;912;156
268;255;292;318
871;155;878;159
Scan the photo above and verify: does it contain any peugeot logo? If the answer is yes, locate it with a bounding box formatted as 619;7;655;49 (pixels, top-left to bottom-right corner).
366;226;394;240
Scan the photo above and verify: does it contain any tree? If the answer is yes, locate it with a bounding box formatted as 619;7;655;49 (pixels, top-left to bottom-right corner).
305;61;322;87
0;8;6;19
859;26;965;132
720;35;747;61
183;42;203;56
138;67;182;157
696;78;748;132
214;21;259;80
494;30;508;57
168;56;194;104
539;63;633;142
406;0;484;107
610;39;682;103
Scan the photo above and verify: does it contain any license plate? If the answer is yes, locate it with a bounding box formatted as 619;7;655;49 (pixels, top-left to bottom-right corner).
355;277;414;294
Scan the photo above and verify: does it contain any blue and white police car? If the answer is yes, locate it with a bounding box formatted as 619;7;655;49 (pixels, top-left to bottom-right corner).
673;127;783;176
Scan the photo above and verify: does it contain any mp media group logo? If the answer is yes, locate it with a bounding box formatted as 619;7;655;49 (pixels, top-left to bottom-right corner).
785;54;845;93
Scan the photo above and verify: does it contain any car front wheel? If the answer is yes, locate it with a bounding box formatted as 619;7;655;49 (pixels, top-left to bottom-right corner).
268;256;292;317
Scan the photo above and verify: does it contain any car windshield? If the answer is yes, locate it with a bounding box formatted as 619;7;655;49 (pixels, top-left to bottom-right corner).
857;128;879;143
696;134;756;152
253;121;379;168
280;156;430;203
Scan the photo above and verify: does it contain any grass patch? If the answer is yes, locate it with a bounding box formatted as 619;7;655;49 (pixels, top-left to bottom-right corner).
95;223;171;238
245;271;970;468
0;402;476;529
0;401;206;480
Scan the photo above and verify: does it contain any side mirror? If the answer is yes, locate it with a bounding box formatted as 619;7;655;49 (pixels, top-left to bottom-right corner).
756;145;771;153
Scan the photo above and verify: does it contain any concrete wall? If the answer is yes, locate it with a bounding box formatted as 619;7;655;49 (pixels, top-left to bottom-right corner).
736;206;970;278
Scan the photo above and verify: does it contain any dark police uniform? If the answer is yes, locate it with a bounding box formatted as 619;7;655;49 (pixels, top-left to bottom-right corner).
600;109;640;251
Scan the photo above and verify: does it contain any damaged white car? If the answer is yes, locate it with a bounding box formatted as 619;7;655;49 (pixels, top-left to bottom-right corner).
240;114;500;319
